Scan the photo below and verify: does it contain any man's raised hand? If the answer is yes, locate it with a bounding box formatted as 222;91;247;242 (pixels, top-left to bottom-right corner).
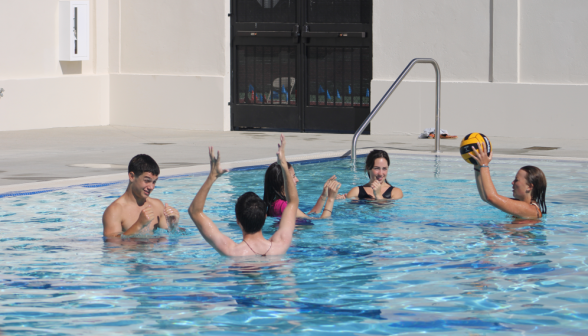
138;204;155;228
209;146;228;179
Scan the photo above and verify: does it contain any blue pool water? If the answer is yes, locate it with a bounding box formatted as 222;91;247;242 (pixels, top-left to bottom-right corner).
1;154;588;335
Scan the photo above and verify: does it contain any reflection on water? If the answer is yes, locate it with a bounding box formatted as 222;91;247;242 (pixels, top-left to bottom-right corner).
0;156;587;334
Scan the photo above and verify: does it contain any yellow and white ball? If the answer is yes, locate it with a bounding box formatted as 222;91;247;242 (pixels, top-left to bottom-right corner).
460;133;492;164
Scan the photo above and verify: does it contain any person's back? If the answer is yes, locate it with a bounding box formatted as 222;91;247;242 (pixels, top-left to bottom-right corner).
188;135;298;257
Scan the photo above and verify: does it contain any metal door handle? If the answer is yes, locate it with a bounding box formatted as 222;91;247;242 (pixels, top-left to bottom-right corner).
302;26;365;38
236;31;293;37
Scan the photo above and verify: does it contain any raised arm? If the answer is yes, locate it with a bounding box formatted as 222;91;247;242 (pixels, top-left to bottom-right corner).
309;175;336;214
188;147;236;255
318;179;341;218
271;135;299;251
469;142;538;218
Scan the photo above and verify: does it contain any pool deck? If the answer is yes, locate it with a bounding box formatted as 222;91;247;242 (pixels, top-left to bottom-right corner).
0;125;586;194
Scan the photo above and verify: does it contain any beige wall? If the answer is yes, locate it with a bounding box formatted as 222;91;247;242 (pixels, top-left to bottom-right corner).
0;76;109;132
371;0;588;139
0;0;105;79
374;0;491;82
519;0;588;84
0;0;586;139
119;0;225;76
0;0;110;131
110;74;225;130
108;0;230;130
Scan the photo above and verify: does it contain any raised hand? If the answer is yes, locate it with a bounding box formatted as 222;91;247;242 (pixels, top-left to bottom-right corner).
138;204;155;227
209;146;229;179
326;180;342;200
276;134;287;166
164;203;180;225
469;141;493;167
322;175;337;198
370;179;382;197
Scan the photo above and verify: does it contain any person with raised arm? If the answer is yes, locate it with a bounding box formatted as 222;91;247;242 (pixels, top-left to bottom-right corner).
470;141;547;219
263;163;341;218
188;135;299;256
102;154;180;238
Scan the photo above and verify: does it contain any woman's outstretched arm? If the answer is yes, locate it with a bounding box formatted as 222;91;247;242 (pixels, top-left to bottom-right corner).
469;142;540;219
309;175;337;214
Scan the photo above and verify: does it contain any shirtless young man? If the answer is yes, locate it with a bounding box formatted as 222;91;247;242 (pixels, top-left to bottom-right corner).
102;154;180;237
188;135;298;257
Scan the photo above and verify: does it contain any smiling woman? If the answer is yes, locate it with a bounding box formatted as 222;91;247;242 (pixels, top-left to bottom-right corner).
345;149;403;200
470;142;547;219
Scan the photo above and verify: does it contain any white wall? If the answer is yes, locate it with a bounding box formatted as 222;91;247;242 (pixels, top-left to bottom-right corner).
110;74;224;131
374;0;491;82
0;0;110;132
519;0;588;84
371;0;588;139
108;0;230;131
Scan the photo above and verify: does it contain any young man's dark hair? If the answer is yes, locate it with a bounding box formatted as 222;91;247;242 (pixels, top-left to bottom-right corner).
128;154;160;177
235;192;267;233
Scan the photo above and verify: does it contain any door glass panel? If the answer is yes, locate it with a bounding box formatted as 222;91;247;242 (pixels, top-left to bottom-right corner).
237;46;297;105
237;0;297;23
307;0;371;23
308;47;370;107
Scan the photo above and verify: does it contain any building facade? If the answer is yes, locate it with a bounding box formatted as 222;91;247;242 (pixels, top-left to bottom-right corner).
0;0;586;139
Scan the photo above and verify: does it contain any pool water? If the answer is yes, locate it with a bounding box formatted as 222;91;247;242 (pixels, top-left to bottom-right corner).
1;154;588;335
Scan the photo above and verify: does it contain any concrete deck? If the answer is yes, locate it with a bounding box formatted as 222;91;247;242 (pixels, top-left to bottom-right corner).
0;125;586;192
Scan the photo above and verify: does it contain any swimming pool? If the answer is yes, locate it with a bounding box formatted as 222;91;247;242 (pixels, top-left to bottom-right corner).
0;154;587;335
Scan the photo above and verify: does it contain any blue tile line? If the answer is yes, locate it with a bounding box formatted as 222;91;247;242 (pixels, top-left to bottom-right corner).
0;152;580;199
0;155;365;199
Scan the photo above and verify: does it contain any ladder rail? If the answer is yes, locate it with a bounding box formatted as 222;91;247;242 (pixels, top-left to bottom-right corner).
351;58;441;164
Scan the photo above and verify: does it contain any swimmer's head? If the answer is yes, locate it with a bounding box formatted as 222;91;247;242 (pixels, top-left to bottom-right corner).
129;154;160;178
263;161;293;209
128;154;160;198
518;166;547;214
235;192;267;233
365;150;390;182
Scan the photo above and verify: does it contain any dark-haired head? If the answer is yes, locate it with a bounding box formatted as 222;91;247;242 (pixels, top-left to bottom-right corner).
263;162;292;212
520;166;547;214
365;149;390;181
128;154;160;178
235;192;267;233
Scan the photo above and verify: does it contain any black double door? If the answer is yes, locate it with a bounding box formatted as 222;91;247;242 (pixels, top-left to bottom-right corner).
231;0;372;133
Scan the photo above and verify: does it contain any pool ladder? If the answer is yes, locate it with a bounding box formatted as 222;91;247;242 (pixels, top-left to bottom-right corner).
351;58;442;165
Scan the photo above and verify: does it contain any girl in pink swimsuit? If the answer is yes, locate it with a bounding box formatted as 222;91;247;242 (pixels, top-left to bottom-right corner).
263;162;340;218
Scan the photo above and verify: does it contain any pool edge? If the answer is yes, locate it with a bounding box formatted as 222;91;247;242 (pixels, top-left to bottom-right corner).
0;148;586;198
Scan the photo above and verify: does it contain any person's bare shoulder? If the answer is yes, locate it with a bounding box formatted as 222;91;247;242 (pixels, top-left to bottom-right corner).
102;199;125;236
103;197;125;219
346;186;360;198
147;197;165;213
391;187;403;200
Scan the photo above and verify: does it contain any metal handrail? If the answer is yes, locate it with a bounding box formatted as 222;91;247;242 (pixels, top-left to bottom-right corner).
351;58;441;164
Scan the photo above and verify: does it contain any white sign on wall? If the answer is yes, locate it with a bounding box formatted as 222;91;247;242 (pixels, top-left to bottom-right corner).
59;1;89;61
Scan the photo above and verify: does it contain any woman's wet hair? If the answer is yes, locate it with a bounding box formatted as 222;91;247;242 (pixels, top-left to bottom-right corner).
235;192;267;233
263;162;292;213
365;149;390;179
128;154;160;177
520;165;547;214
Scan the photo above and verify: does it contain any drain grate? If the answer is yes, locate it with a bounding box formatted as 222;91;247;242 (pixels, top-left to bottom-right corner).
524;146;560;151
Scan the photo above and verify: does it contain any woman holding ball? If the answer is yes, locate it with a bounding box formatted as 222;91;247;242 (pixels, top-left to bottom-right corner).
470;142;546;219
345;150;403;200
